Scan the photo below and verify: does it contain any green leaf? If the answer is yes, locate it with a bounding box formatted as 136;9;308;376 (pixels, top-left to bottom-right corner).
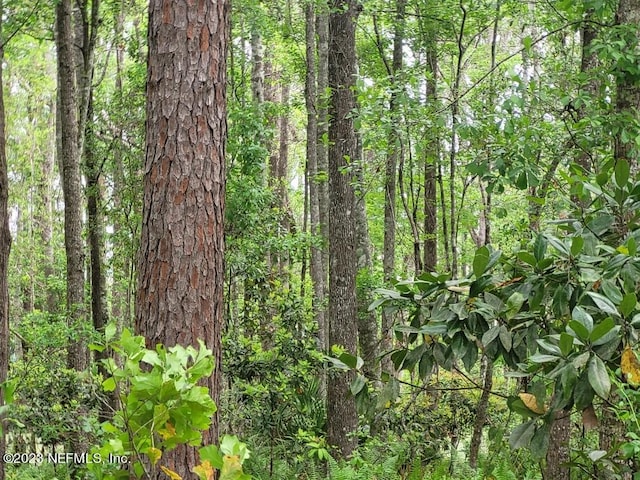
499;326;512;352
473;246;490;278
102;377;117;392
482;325;500;347
530;423;550;459
589;317;615;344
588;356;611;399
529;353;560;363
517;251;537;267
614;159;630;187
571;236;584;257
559;333;574;357
505;292;525;320
620;293;637;317
105;323;117;343
533;235;547;262
509;421;536;450
350;374;367;396
572;306;594;333
586;292;618;316
568;320;590;341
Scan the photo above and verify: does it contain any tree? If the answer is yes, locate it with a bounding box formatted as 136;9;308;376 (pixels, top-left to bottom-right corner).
55;0;88;371
327;0;360;459
0;4;13;479
135;0;229;477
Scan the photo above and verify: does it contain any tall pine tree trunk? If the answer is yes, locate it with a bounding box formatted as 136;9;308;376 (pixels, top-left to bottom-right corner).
56;0;88;371
327;0;360;459
136;1;229;477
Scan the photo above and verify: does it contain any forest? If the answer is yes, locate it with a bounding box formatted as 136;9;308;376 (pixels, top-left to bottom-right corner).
0;0;639;479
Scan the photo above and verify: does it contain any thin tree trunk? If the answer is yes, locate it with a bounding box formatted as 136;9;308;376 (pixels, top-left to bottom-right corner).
136;2;229;477
316;4;330;401
0;5;14;477
305;1;327;398
381;0;406;374
327;0;360;459
423;38;438;273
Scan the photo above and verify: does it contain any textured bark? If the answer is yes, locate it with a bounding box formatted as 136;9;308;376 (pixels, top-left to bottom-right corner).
316;5;330;402
56;0;88;371
544;411;571;480
305;2;327;393
355;148;379;383
316;6;330;282
136;1;229;477
0;10;13;478
468;357;492;468
327;0;360;459
381;0;406;374
423;39;438;272
250;30;264;105
614;0;640;170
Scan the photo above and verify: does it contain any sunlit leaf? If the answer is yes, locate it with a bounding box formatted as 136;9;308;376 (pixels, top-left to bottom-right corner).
621;347;640;386
519;393;545;414
160;467;183;480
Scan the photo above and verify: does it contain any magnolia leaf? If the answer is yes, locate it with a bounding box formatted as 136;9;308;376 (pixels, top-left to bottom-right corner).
621;346;640;386
160;467;183;480
519;393;545;414
473;246;490;278
588;356;610;399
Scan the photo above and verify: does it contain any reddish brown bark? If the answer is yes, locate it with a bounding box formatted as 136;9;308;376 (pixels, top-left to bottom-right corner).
136;1;229;477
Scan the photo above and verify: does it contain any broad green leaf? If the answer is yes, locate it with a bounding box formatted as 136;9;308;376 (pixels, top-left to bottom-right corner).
499;326;512;352
482;325;500;347
102;377;116;392
586;292;618;316
588;356;610;399
568;320;590;341
589;317;615;344
350;374;366;396
105;323;117;343
620;293;637;317
614;159;630;187
574;374;594;410
529;353;560;363
473;246;490;278
505;292;525;320
533;234;547;262
530;423;550;459
571;236;584;257
517;251;537;266
509;421;536;450
572;306;594;333
559;333;574;357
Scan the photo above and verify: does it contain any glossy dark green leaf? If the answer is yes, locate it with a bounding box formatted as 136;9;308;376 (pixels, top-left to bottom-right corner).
573;373;595;410
587;356;610;399
482;325;500;347
571;236;584;257
572;306;594;333
559;333;574;357
589;317;615;344
530;422;550;459
586;292;618;316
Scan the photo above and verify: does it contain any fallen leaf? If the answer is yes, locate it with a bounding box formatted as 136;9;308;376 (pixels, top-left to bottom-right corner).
160;466;182;480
